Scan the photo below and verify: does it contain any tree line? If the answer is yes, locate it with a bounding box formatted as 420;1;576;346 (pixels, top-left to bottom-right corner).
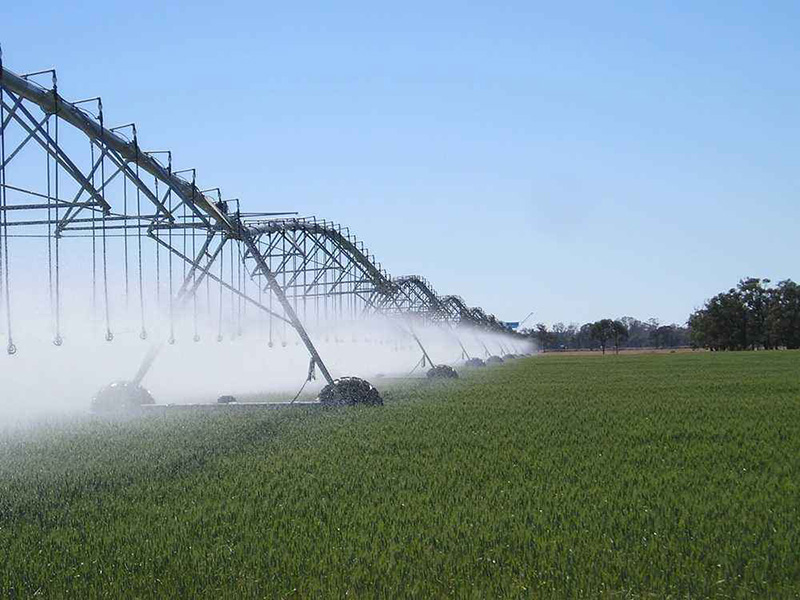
688;278;800;350
524;317;690;354
524;277;800;353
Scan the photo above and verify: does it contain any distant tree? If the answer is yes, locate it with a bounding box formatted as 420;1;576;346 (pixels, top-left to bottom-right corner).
578;322;595;349
534;323;552;352
688;309;708;349
610;320;629;354
768;280;800;349
528;316;689;351
552;322;567;350
646;318;661;347
620;317;647;347
689;277;800;350
718;289;748;349
589;319;615;355
739;278;771;349
689;288;746;350
652;325;675;348
566;323;580;349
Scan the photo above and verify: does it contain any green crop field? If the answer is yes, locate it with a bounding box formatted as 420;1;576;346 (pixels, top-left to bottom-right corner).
1;352;799;598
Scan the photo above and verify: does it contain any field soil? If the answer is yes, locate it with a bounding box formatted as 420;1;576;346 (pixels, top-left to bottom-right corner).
1;351;799;597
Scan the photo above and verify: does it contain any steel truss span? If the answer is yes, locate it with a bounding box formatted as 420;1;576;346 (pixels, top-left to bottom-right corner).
0;55;526;401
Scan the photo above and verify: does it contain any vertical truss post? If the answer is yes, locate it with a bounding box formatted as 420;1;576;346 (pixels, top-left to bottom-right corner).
241;227;334;386
0;56;15;355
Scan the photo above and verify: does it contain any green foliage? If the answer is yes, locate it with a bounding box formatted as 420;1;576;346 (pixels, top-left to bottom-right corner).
589;318;614;354
769;280;800;349
2;353;800;597
690;278;800;350
534;322;553;350
610;319;629;353
529;318;689;351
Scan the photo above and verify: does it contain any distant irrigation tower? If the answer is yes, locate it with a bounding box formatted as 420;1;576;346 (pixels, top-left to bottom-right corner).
0;51;524;407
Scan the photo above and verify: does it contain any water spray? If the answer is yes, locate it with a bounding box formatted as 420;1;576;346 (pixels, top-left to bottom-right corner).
0;54;528;417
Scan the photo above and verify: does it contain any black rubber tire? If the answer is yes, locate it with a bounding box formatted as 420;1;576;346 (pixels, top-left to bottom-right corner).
464;357;486;368
91;381;155;414
426;364;459;379
318;377;383;407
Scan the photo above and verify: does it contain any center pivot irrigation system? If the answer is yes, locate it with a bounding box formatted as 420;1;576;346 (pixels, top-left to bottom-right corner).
0;52;528;411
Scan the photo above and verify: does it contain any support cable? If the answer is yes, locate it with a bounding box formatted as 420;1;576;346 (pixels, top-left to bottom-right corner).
0;55;3;349
289;357;317;404
45;119;53;343
190;175;199;342
134;129;146;340
99;102;112;341
141;154;173;320
168;175;174;344
405;355;425;378
241;243;246;332
173;167;199;342
218;237;224;342
302;233;307;327
123;170;129;310
53;80;62;346
153;176;160;309
0;61;16;354
281;233;287;346
268;267;273;347
206;244;211;330
238;240;244;337
257;257;263;340
90;139;97;323
229;230;235;340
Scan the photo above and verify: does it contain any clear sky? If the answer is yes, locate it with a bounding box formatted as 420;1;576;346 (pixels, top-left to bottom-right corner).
3;1;798;326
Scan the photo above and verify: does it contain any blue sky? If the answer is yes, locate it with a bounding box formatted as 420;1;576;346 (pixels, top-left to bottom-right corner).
3;1;799;326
